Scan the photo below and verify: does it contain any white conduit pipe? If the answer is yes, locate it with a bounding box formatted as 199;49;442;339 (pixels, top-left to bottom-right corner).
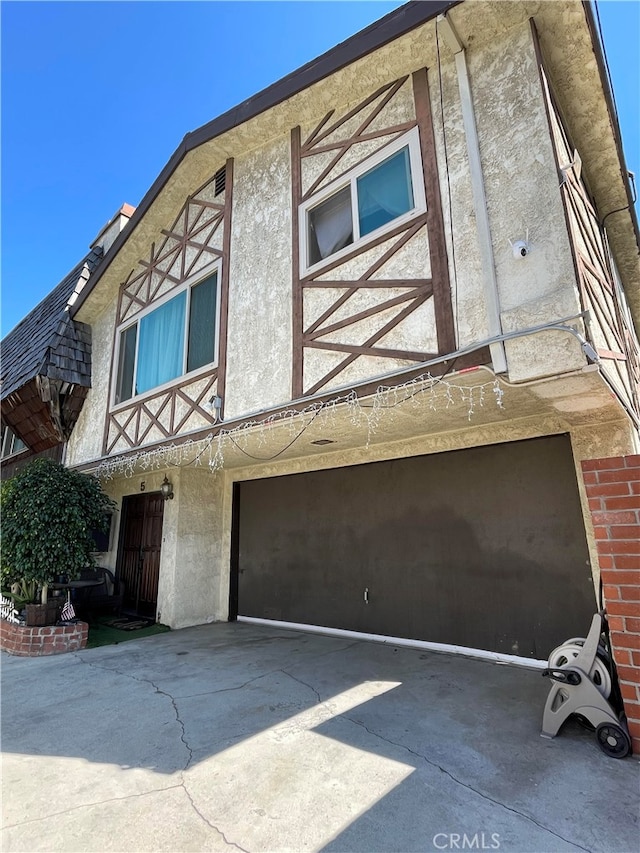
238;616;548;670
436;13;507;375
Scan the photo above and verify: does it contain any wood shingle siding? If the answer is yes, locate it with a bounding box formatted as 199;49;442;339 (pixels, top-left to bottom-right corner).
1;246;102;454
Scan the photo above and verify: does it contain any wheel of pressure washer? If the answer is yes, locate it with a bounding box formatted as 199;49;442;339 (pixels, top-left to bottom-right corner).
547;642;612;698
595;723;631;759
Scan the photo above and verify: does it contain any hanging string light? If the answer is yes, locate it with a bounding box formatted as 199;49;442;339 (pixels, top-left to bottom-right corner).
96;372;505;481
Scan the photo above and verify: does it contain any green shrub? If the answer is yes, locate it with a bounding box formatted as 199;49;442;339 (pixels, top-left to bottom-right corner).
1;458;115;602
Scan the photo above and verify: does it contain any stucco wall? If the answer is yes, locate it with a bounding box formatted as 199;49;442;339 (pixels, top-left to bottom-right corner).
224;136;293;418
466;21;583;381
66;301;116;467
93;467;230;629
157;467;227;629
429;39;486;350
220;16;585;409
67;12;590;472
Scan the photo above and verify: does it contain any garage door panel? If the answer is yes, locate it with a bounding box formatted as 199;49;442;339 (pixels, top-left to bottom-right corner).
236;435;595;658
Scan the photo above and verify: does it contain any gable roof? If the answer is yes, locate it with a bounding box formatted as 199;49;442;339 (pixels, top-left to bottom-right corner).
70;0;459;318
1;246;102;400
68;0;639;331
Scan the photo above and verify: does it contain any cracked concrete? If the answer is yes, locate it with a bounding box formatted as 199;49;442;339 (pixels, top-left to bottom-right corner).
340;714;591;853
2;622;638;853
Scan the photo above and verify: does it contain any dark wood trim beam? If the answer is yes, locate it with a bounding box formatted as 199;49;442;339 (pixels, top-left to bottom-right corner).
186;199;225;213
302;110;336;150
302;121;416;157
412;68;456;355
161;210;224;246
596;349;627;362
304;77;409;200
304;286;359;337
301;213;428;283
136;267;181;290
307;78;402;149
305;286;432;341
173;377;218;433
531;22;589;325
304;293;429;395
137;401;172;446
305;340;438;363
303;278;432;289
106;408;137;454
119;288;147;313
303;124;420;200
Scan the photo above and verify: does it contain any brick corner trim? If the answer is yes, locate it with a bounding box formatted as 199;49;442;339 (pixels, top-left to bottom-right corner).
581;454;640;756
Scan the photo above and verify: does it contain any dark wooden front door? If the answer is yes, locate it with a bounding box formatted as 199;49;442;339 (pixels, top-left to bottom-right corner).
117;493;164;618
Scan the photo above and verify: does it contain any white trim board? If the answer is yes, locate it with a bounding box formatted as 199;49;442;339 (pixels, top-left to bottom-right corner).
237;616;548;670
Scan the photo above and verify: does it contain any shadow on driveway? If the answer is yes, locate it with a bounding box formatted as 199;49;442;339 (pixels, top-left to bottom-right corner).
2;622;637;852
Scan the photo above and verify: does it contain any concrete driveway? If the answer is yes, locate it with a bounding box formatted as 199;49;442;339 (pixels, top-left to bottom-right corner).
1;622;637;853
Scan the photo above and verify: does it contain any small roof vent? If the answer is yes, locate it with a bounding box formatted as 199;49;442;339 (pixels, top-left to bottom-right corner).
214;166;226;196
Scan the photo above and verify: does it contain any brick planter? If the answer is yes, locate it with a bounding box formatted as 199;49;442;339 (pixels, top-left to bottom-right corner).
582;454;640;756
0;619;88;656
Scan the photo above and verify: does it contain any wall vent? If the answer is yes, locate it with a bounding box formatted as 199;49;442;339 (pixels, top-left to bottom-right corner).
214;166;226;196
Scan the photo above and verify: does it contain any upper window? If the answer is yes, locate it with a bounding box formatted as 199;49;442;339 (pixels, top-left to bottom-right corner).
300;129;426;274
1;425;27;458
114;266;220;405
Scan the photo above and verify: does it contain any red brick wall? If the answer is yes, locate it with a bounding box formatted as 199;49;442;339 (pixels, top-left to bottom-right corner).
582;454;640;756
0;620;88;656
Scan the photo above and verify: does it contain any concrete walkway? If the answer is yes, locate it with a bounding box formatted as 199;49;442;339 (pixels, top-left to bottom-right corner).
1;622;637;853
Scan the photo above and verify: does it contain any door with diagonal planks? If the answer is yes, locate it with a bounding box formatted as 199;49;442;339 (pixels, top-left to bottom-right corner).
117;493;164;618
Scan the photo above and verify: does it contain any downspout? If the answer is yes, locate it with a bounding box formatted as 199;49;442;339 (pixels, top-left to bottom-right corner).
436;12;507;374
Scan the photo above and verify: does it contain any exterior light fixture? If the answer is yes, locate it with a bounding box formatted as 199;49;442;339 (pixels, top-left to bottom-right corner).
160;475;174;500
208;395;223;422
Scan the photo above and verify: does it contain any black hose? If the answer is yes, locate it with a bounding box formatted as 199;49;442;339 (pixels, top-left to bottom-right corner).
599;578;625;715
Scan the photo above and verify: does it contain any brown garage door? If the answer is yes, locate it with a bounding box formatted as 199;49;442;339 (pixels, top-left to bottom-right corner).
232;435;595;658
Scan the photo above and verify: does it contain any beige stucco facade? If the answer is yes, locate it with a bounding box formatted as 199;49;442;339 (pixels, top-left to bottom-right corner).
66;1;638;632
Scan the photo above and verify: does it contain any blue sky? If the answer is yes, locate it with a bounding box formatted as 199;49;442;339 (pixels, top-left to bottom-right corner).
1;1;638;338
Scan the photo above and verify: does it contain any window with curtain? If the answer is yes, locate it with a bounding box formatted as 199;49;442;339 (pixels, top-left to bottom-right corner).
114;269;219;405
302;129;425;272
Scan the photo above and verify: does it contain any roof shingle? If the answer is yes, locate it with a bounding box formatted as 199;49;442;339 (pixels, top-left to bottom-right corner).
1;247;102;400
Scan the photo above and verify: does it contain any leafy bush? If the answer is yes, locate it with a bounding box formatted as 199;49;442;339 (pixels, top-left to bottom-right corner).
1;458;115;602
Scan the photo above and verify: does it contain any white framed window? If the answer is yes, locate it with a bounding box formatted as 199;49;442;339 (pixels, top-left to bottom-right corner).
299;128;426;275
1;425;27;458
113;261;221;407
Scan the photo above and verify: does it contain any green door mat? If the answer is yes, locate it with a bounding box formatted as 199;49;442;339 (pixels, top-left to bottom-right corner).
86;617;170;649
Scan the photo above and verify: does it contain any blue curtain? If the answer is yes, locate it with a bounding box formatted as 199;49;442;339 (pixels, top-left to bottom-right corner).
136;291;186;395
357;147;413;237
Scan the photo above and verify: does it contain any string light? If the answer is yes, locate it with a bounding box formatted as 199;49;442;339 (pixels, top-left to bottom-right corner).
96;373;505;481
